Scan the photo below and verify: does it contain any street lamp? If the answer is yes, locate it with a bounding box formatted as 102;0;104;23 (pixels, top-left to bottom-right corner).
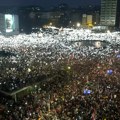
107;30;111;34
76;22;81;28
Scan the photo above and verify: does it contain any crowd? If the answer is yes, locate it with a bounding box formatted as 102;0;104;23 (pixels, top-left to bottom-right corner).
0;28;120;119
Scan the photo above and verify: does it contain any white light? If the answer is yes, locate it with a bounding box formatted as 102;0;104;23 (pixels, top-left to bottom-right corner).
76;23;80;27
38;33;43;37
107;30;110;33
68;66;71;70
28;68;31;72
5;14;14;33
25;102;27;105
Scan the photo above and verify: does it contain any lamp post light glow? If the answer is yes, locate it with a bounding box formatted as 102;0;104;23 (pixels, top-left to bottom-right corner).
67;66;71;70
76;23;80;27
49;22;52;26
28;68;31;72
107;30;111;34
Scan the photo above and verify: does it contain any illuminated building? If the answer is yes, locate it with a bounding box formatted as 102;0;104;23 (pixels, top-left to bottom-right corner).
87;15;93;27
0;13;19;35
100;0;120;28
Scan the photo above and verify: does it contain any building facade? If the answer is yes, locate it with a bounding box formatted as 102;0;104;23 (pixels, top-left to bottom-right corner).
82;14;94;27
86;15;93;27
100;0;120;28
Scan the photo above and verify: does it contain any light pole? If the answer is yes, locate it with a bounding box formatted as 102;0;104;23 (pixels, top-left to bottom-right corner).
76;22;81;28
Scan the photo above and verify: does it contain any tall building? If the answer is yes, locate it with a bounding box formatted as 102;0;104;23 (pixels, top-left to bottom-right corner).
116;0;120;28
93;11;100;26
86;15;93;26
82;14;87;26
100;0;120;28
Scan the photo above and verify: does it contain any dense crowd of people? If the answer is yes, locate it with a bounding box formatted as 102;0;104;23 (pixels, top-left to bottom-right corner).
0;28;120;119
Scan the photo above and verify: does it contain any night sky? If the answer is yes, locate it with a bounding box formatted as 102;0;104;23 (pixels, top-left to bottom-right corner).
0;0;101;8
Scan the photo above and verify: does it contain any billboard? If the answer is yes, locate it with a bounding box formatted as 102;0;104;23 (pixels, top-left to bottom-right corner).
0;14;19;35
5;14;14;33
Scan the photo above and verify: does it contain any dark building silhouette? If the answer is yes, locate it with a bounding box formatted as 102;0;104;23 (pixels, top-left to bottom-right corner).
116;0;120;29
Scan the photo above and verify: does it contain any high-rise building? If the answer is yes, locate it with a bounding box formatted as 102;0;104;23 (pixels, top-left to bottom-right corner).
100;0;120;28
82;14;87;26
116;0;120;28
86;15;93;26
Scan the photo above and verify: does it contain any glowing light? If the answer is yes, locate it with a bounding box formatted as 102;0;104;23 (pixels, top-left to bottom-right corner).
5;14;14;32
67;66;71;70
49;22;52;26
76;23;80;27
107;30;111;34
38;33;43;37
28;68;31;72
